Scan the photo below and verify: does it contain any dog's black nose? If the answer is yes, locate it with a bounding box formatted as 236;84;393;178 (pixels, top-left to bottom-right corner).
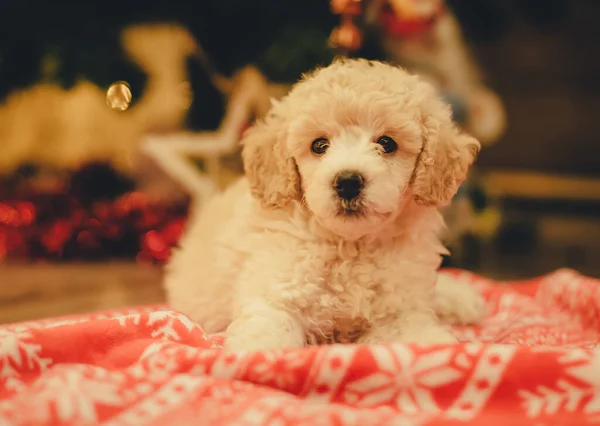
334;171;365;200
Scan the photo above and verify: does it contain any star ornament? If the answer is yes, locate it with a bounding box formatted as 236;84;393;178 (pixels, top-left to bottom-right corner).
139;66;289;210
141;132;231;207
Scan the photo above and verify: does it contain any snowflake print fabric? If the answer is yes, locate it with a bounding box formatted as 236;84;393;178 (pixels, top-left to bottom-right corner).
1;268;600;425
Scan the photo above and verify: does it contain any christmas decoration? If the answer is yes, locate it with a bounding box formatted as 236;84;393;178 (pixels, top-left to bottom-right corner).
0;0;569;104
105;81;132;111
0;24;200;176
366;0;507;145
380;0;444;38
0;166;188;263
331;0;362;16
141;65;289;203
329;0;364;53
329;16;364;52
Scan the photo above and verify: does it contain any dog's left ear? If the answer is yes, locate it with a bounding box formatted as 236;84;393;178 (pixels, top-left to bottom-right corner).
411;108;481;206
241;102;301;209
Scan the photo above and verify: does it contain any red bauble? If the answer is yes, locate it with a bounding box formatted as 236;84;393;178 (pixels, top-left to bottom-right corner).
379;4;443;38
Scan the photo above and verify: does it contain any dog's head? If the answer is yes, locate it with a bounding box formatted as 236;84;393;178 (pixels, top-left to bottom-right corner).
242;59;480;240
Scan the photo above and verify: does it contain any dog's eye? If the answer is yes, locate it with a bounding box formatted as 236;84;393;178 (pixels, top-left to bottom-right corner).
311;137;330;155
376;136;398;154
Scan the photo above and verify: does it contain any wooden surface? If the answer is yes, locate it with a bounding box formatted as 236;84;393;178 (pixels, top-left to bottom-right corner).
1;230;599;326
0;262;164;325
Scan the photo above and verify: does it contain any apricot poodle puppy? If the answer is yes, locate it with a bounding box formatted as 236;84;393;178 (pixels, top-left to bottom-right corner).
165;58;485;351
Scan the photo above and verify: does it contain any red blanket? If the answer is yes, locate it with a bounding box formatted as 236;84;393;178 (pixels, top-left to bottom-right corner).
1;269;600;425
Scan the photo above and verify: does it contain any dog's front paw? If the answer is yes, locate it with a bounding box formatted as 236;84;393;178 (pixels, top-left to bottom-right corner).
224;315;305;352
401;326;458;345
358;324;457;345
224;336;274;352
435;274;486;325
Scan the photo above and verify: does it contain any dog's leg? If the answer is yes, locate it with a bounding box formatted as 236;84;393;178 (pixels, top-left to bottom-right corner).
358;310;457;345
434;274;486;325
225;299;305;352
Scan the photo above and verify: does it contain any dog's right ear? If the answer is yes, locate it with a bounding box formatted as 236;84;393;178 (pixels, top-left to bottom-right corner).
241;104;300;209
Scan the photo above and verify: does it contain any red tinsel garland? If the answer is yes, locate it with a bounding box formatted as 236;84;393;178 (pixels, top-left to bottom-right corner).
0;189;189;263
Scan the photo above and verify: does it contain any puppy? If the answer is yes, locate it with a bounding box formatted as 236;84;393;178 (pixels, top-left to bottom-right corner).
165;59;484;351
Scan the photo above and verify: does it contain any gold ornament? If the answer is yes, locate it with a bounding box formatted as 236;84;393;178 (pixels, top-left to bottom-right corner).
329;0;364;53
106;81;132;111
331;0;362;16
329;17;363;51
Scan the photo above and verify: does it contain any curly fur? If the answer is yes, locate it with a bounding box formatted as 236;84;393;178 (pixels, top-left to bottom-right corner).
242;103;300;208
412;110;480;206
165;59;485;351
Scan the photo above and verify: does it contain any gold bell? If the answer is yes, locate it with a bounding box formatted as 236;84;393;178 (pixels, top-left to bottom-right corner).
106;81;132;111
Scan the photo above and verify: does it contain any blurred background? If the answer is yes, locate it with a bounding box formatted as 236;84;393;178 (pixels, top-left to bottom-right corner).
0;0;598;324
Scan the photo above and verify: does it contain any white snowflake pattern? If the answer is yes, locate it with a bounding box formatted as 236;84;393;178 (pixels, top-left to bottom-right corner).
103;374;219;426
245;350;311;390
271;398;431;426
115;313;143;327
262;398;337;426
564;350;600;414
143;350;181;384
144;377;270;426
0;329;52;391
343;345;463;413
149;311;199;340
132;343;217;383
518;348;600;417
114;310;202;341
23;365;125;424
1;308;159;334
138;341;177;360
519;379;588;417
